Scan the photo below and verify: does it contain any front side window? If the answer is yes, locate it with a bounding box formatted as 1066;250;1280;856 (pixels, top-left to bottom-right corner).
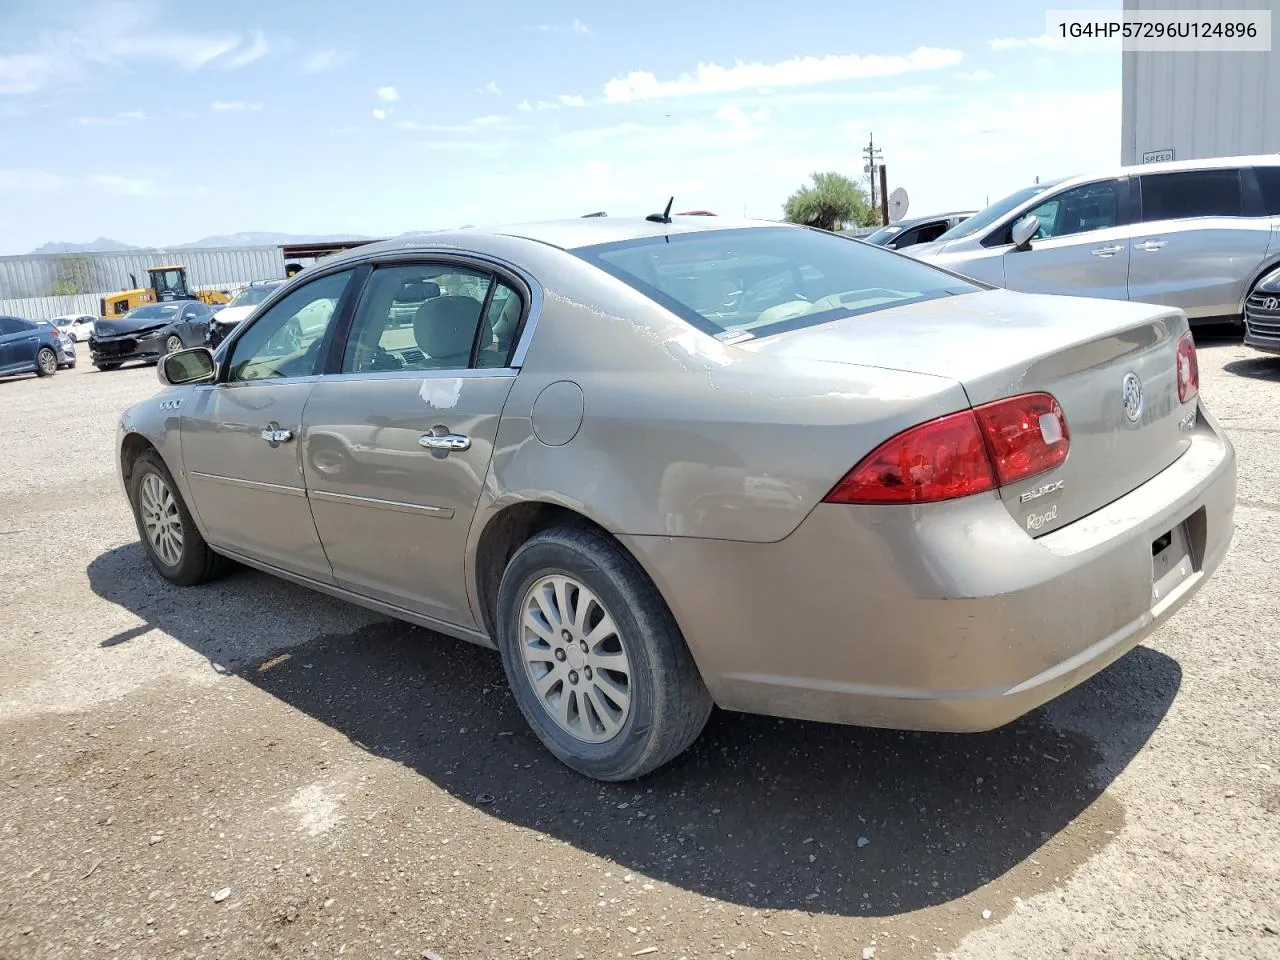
1140;169;1242;220
342;264;517;373
935;181;1060;243
1253;166;1280;216
227;270;352;382
1022;180;1122;240
574;226;980;339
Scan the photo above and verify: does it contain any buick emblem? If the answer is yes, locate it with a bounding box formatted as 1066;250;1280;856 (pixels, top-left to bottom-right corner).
1264;296;1279;311
1121;372;1143;423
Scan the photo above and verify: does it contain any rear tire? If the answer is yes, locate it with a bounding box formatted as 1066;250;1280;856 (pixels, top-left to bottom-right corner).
495;525;712;781
35;347;57;377
128;450;230;586
165;334;183;355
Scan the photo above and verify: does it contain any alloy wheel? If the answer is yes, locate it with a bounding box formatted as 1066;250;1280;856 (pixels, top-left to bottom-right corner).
518;574;633;743
138;472;184;567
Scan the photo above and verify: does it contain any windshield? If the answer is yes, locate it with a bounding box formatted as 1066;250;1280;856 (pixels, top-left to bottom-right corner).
229;284;279;308
126;304;182;320
863;225;903;245
933;183;1058;243
574;226;981;340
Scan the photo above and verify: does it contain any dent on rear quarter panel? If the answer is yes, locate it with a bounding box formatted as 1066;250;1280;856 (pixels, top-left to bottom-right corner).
475;243;970;545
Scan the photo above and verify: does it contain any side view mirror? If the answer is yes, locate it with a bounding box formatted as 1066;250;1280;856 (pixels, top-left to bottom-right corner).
159;346;217;386
1011;215;1039;251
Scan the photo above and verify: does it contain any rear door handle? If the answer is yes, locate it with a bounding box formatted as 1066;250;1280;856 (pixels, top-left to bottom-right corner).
1135;239;1167;251
1091;244;1124;257
260;425;294;444
419;433;471;451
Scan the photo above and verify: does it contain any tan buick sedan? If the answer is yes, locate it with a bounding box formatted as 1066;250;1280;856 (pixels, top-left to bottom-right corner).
117;215;1236;781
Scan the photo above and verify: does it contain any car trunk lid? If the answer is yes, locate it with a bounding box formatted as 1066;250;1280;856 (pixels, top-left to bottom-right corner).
737;288;1194;536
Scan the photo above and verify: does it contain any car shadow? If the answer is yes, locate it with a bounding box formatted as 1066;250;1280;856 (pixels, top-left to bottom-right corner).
1224;355;1280;382
87;543;1181;918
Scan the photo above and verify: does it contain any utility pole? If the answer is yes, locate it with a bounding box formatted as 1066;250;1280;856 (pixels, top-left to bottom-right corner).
863;133;884;224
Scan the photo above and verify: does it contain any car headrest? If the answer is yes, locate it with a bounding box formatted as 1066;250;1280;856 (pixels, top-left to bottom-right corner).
414;296;484;360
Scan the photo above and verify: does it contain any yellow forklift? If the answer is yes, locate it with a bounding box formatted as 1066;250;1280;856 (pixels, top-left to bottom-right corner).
99;266;230;318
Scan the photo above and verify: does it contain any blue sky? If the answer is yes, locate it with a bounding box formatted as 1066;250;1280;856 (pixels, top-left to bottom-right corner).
0;0;1122;254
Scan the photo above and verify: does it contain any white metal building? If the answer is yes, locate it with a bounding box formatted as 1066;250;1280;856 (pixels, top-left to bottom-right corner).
1121;0;1280;165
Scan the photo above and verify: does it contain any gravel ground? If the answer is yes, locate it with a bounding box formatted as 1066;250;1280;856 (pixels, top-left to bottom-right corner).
0;340;1277;960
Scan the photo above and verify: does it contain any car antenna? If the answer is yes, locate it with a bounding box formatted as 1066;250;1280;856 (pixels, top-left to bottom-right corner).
645;197;674;224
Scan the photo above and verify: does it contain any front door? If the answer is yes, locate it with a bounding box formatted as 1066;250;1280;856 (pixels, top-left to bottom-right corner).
301;261;524;627
180;268;357;581
1001;178;1132;301
1127;167;1273;320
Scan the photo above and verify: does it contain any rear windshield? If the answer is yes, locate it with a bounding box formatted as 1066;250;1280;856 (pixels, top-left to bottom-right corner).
573;226;980;340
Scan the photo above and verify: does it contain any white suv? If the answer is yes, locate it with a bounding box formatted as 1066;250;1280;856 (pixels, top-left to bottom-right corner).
909;154;1280;327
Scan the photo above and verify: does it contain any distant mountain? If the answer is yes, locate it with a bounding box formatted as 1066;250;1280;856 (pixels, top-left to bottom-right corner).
174;231;376;249
29;237;140;254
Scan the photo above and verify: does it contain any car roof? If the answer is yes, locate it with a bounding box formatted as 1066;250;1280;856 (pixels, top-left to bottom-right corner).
318;216;787;267
1050;153;1280;190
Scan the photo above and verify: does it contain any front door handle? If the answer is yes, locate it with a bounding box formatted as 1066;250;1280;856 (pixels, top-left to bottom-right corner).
419;433;471;451
260;424;294;444
1091;244;1124;257
1135;239;1167;252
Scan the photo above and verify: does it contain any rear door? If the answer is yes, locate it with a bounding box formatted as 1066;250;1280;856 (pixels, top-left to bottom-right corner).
1000;177;1132;301
180;268;359;580
301;259;527;628
1127;167;1271;320
0;317;25;372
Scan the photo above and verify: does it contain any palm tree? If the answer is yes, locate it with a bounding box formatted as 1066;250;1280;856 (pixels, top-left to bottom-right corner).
783;172;877;231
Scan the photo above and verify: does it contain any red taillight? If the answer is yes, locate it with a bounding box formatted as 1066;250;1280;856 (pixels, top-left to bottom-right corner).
973;392;1069;487
824;392;1069;506
1176;331;1199;404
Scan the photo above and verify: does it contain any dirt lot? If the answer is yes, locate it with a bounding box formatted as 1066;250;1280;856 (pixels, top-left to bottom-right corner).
1;339;1277;960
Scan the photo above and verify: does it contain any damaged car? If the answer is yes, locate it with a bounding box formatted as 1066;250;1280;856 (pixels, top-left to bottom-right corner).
89;301;216;371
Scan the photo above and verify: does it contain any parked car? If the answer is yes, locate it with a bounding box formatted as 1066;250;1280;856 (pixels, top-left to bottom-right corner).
117;216;1234;782
53;313;96;342
0;315;67;379
907;154;1280;327
89;301;215;371
863;211;976;250
33;319;77;368
1243;265;1280;355
205;279;284;350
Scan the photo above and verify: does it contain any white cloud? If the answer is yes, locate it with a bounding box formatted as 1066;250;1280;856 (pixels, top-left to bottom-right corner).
76;110;148;126
395;115;513;133
376;85;399;101
989;33;1057;51
211;100;263;111
0;4;272;95
517;99;532;112
557;93;586;107
302;48;350;73
957;68;995;81
0;168;67;194
594;47;962;104
483;80;501;95
530;19;592;35
224;29;268;68
89;174;156;197
373;107;388;120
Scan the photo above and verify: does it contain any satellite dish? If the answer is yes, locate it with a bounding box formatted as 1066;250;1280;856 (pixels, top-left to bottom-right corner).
888;187;909;224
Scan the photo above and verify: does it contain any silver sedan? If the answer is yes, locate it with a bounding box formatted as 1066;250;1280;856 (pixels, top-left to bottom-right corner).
115;215;1236;781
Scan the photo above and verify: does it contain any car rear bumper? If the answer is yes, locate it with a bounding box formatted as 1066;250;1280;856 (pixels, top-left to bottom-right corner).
621;403;1236;731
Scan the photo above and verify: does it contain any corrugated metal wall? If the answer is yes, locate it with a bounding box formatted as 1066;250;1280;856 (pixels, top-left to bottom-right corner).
0;246;286;301
1122;0;1280;164
0;293;100;321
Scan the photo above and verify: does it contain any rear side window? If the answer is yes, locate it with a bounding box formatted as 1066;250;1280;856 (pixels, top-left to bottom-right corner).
574;226;980;340
1254;167;1280;216
341;264;518;373
1140;169;1242;220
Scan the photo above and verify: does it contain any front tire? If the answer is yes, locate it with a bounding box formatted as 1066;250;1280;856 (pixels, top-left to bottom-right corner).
95;362;122;371
128;450;229;586
495;526;712;781
35;347;57;377
165;334;183;355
